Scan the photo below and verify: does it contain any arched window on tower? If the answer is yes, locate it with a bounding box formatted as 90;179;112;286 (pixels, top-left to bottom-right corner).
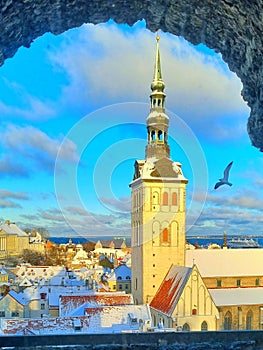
162;228;169;243
162;192;168;205
151;130;156;141
152;99;156;108
172;192;177;205
158;99;161;107
158;130;163;141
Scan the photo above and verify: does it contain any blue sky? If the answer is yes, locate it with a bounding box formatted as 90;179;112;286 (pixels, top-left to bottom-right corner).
0;20;262;238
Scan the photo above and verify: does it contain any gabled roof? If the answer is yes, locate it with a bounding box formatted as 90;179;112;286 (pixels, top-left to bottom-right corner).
6;290;29;306
150;265;192;316
0;222;28;237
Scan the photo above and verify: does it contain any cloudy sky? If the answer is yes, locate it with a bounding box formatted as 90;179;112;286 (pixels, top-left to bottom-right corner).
0;20;262;239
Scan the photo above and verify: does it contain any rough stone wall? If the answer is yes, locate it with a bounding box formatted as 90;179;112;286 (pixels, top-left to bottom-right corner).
1;0;263;150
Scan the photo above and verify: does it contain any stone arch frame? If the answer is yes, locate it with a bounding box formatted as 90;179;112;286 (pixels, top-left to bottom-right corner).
1;1;262;150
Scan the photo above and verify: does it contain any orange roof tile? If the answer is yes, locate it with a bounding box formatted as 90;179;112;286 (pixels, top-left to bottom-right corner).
150;265;192;316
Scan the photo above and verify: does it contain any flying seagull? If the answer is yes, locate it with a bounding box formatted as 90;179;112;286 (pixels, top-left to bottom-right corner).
214;161;233;190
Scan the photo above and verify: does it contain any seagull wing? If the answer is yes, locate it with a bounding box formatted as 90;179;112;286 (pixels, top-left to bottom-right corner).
214;181;223;190
223;161;233;181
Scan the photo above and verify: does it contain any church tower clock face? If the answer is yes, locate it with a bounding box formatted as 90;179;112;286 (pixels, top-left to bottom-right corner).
129;34;188;305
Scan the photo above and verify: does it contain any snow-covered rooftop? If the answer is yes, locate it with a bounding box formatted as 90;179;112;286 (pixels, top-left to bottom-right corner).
185;248;263;277
209;287;263;306
0;222;27;237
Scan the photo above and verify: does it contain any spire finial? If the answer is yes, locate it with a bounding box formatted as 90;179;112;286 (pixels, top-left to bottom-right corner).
156;30;160;42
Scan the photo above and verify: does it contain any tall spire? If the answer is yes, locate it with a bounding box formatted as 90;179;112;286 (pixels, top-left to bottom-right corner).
145;32;170;160
151;32;165;94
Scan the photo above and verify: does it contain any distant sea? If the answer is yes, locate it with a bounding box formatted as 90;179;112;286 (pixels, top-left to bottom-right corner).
49;236;131;245
49;235;263;248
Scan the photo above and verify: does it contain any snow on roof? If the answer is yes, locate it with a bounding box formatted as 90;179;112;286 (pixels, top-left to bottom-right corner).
15;265;67;285
114;264;131;280
209;287;263;306
59;292;134;317
186;248;263;277
0;222;28;237
84;304;151;332
8;290;29;306
150;265;192;316
1;304;151;335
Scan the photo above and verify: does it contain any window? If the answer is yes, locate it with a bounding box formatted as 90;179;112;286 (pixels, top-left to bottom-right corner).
153;264;155;267
237;279;241;287
224;311;232;330
201;321;208;331
256;278;260;286
246;310;253;330
162;192;168;205
119;284;123;290
11;311;19;317
125;284;129;290
117;276;122;280
172;192;177;205
135;278;137;290
113;285;116;290
182;323;190;331
153;285;155;288
162;228;169;243
41;303;45;310
0;311;5;317
153;275;155;278
126;276;131;280
217;280;222;287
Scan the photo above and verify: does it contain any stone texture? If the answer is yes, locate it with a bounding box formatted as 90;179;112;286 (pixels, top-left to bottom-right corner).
0;0;263;150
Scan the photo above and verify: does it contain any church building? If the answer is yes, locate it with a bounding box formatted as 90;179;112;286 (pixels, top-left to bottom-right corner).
130;34;188;305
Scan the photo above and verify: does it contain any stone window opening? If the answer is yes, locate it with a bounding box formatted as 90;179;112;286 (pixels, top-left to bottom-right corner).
158;130;163;141
162;192;168;205
224;311;232;330
201;321;208;331
172;192;177;205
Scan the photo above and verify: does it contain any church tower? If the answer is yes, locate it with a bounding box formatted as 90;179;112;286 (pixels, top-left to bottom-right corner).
130;34;188;305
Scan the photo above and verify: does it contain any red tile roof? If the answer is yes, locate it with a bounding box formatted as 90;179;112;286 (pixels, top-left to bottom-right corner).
150;265;192;316
60;293;133;316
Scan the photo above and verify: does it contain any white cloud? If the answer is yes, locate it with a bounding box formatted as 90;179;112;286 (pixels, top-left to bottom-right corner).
49;21;249;141
0;125;79;175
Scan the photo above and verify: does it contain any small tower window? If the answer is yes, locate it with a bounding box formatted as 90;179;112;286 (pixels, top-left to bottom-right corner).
162;192;168;205
158;99;161;107
162;228;169;242
158;130;163;141
151;130;156;141
172;192;177;205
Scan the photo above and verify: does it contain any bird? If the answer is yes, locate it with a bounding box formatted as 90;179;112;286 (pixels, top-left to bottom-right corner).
214;161;233;190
